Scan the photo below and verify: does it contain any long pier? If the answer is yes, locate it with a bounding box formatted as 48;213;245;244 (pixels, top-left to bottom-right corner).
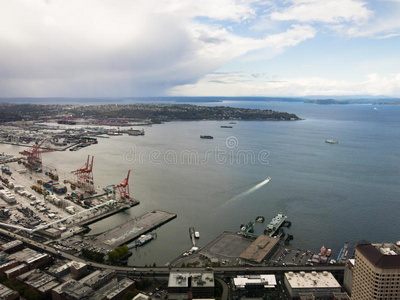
90;210;177;250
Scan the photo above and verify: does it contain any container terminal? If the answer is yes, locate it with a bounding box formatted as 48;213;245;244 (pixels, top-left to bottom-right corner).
0;149;176;257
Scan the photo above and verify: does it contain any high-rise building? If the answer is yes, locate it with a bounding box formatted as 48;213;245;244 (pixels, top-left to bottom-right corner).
352;243;400;299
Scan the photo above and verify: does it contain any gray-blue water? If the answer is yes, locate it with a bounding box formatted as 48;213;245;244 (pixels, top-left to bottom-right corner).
1;101;400;266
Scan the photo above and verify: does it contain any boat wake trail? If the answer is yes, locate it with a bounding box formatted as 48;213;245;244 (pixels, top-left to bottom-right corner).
223;177;271;206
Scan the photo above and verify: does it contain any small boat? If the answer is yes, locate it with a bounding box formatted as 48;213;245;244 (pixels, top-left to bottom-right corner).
195;231;200;239
229;122;236;124
255;216;265;223
221;125;233;128
200;135;213;139
325;139;339;144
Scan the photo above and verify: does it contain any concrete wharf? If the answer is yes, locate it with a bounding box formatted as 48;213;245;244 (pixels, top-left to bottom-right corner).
91;210;176;250
79;200;139;226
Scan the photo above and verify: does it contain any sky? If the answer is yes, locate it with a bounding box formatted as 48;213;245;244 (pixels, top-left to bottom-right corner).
1;0;400;98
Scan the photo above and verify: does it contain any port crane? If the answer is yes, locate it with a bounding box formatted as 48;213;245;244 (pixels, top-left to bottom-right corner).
114;170;130;200
71;155;94;188
19;139;54;169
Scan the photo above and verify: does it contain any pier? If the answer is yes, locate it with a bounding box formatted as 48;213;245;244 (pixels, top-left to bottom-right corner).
91;210;177;250
78;200;139;226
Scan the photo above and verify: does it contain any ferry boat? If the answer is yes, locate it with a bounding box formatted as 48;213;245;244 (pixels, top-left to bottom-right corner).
200;135;213;139
135;234;154;247
325;139;339;144
128;129;145;136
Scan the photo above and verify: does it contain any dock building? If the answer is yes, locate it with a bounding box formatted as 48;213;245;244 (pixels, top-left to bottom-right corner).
239;235;279;264
351;243;400;299
284;271;341;299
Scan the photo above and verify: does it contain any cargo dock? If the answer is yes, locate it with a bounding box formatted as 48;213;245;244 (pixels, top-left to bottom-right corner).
90;210;176;250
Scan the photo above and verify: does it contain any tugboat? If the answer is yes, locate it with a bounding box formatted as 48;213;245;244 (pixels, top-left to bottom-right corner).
255;216;265;223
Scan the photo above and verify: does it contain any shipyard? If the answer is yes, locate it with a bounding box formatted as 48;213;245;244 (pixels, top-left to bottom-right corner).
0;102;377;300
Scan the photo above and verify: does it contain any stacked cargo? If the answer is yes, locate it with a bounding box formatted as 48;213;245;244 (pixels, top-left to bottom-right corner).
65;206;75;214
0;190;16;204
54;185;67;194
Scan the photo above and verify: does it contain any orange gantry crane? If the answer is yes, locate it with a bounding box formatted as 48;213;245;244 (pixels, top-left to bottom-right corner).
114;170;131;200
19;139;54;169
71;155;94;188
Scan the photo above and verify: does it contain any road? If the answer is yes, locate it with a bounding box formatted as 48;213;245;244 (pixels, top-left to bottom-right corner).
0;227;345;278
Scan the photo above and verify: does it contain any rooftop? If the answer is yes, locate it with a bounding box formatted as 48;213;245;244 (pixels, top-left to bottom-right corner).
285;271;341;289
169;272;214;288
357;243;400;269
233;275;277;289
239;235;279;263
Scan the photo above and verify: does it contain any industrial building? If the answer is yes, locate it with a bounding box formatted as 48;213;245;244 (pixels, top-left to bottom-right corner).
0;240;23;253
232;274;277;299
0;283;19;300
168;271;214;300
102;278;135;300
8;248;52;270
351;243;400;299
80;269;117;290
16;269;59;296
284;271;341;299
51;279;94;300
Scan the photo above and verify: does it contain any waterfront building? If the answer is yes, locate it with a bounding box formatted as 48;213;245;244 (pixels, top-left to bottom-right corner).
232;274;277;299
239;235;280;264
168;271;214;300
284;271;341;299
351;243;400;299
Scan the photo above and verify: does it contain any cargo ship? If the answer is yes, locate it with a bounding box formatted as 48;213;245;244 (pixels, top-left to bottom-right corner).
200;135;213;139
135;234;154;247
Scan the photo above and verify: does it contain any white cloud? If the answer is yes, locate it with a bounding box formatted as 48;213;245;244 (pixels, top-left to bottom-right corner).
170;72;400;96
0;0;316;97
269;0;372;24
